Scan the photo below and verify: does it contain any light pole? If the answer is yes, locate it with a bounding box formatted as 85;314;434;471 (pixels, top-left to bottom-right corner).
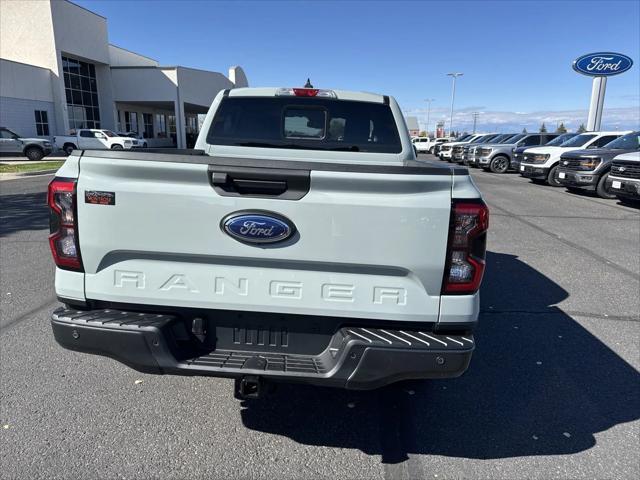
447;72;463;137
471;112;480;133
423;98;435;137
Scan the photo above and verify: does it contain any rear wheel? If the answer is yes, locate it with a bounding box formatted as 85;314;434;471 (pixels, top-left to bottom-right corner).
24;146;44;161
489;155;510;173
547;165;563;187
596;172;616;199
111;144;123;150
63;143;76;155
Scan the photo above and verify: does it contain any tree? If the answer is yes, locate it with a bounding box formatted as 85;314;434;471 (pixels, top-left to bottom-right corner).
539;122;547;133
419;131;428;137
577;123;587;133
556;122;567;133
522;127;528;134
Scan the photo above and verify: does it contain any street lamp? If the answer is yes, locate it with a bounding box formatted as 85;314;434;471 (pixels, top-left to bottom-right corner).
423;98;435;137
447;72;463;137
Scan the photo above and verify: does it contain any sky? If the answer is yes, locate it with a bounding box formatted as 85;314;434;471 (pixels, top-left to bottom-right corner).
76;0;640;133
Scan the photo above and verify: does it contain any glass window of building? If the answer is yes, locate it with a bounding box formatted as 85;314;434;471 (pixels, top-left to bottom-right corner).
124;111;138;133
62;55;100;130
34;110;49;136
155;114;167;138
143;113;153;138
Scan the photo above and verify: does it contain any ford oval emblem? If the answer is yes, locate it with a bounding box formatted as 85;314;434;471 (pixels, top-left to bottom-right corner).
222;211;295;244
573;52;633;77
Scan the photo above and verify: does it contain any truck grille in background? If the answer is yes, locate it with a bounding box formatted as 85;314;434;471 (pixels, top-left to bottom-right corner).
513;153;524;162
560;158;584;171
453;146;464;154
441;145;452;151
611;161;640;179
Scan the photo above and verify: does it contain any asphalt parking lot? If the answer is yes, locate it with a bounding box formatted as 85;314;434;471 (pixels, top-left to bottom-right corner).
1;157;639;480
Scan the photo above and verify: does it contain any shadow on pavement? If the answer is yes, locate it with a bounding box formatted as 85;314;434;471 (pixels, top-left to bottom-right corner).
0;191;48;237
240;251;640;462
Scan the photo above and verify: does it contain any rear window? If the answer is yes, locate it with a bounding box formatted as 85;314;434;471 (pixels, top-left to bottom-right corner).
207;97;402;153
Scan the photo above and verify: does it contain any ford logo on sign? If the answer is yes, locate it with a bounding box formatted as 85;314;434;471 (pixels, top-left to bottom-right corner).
222;211;295;244
573;52;633;77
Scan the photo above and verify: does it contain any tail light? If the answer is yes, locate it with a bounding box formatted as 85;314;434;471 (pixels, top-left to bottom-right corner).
48;177;83;271
442;200;489;295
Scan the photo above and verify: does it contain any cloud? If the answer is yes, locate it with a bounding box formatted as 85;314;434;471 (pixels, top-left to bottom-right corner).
402;106;640;132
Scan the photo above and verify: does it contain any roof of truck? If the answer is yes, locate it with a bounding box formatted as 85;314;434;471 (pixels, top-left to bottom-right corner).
228;87;386;103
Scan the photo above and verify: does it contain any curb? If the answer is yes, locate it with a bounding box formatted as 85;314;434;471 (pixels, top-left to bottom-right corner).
0;169;58;181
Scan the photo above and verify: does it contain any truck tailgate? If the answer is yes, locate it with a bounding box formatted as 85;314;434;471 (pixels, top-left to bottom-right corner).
77;153;453;323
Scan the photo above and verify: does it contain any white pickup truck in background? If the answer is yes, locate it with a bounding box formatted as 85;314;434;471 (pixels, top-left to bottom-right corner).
48;86;488;398
53;129;140;155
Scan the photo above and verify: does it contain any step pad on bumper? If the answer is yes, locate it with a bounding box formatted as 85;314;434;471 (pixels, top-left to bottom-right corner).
51;307;475;389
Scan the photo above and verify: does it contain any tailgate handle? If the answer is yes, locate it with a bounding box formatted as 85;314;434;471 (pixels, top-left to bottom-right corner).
209;166;310;200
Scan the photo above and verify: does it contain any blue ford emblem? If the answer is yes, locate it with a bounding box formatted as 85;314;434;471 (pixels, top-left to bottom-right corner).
222;211;295;244
573;52;633;77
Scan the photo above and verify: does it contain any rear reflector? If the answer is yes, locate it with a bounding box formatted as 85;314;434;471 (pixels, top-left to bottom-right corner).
48;177;83;271
442;200;489;295
276;87;337;98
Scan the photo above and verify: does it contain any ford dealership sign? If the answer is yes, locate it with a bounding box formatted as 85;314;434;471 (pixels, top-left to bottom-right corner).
573;52;633;77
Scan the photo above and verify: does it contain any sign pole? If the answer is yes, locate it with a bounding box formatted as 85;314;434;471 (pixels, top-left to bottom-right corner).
586;76;607;131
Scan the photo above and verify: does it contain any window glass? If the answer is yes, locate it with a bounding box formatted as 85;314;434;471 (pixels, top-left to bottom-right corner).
143;113;153;138
0;129;17;139
284;108;326;139
559;134;597;147
208;97;401;153
546;133;577;146
63;55;100;129
34;110;49;136
591;135;620;148
522;135;542;146
155;114;167;137
602;132;639;149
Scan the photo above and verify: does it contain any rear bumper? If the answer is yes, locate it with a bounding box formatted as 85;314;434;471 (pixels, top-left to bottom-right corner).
51;307;474;390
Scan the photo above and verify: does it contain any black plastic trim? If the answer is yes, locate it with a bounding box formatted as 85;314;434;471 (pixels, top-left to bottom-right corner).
80;149;467;176
208;164;311;199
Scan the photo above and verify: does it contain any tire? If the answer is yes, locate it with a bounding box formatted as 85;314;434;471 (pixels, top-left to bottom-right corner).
566;187;583;194
489;155;510;174
111;144;123;150
24;146;44;161
547;165;563;187
596;172;617;199
63;143;76;155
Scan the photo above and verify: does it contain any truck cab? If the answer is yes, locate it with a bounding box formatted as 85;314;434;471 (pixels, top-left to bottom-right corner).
477;133;560;173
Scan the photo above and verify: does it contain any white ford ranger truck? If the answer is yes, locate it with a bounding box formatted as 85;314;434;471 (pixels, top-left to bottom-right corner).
48;86;488;398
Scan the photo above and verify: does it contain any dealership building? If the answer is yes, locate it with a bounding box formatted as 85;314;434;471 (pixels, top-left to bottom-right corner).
0;0;248;148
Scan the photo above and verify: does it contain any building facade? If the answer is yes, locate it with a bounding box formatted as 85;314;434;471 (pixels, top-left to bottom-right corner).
0;0;248;148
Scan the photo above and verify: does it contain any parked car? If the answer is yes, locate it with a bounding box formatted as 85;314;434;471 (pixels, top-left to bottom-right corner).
607;151;640;204
452;134;498;163
477;133;560;173
54;129;139;155
519;131;630;186
464;134;517;167
438;134;479;161
428;137;453;153
511;133;578;171
0;126;53;161
117;131;148;148
557;131;640;198
48;86;488;398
